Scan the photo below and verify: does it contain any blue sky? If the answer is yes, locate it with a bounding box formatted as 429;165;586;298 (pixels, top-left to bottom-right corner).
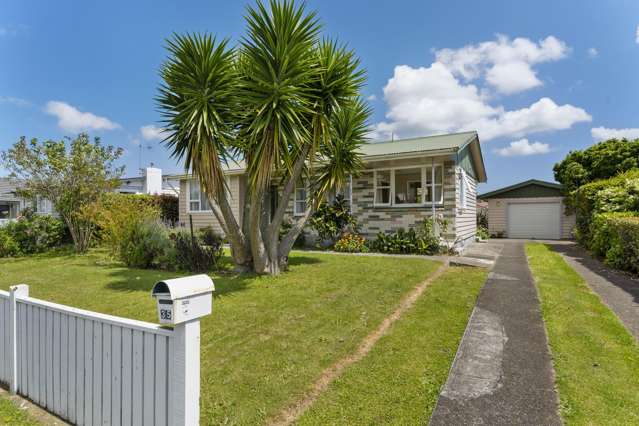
1;0;638;191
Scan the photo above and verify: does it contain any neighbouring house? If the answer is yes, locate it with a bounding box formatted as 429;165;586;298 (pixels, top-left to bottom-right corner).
117;167;181;196
479;179;575;240
0;178;54;225
175;131;487;249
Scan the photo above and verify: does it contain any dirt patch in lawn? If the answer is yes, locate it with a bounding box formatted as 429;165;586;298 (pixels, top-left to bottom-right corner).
268;262;449;426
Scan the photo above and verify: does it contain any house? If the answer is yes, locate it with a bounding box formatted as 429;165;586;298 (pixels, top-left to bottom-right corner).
117;167;180;196
175;131;487;249
479;179;575;240
0;178;54;225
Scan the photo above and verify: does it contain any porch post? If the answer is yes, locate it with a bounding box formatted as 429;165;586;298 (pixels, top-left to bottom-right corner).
431;157;438;236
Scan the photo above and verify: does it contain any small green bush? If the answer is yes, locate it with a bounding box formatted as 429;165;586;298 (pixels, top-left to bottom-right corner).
477;225;490;240
171;231;220;272
370;218;445;255
310;195;357;243
0;210;66;256
573;169;639;244
119;220;173;269
0;229;21;257
334;232;369;253
590;212;639;274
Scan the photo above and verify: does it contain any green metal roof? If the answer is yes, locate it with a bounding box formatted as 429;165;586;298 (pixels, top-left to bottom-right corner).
479;179;563;199
358;131;478;157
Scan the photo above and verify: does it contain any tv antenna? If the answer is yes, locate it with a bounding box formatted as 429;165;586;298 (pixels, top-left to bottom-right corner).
138;143;153;175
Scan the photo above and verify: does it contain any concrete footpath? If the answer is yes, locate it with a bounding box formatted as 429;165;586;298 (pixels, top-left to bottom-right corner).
430;241;561;426
549;241;639;341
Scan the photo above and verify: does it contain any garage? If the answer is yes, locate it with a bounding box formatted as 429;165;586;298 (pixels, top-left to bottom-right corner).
507;202;561;239
479;179;575;240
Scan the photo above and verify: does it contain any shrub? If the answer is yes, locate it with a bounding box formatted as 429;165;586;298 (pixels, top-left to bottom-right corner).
334;232;369;253
118;219;173;269
370;218;445;255
155;194;179;224
197;226;224;259
92;193;161;254
477;225;490;240
0;229;21;257
590;212;639;274
309;195;357;243
0;210;66;256
171;231;220;272
573;169;639;244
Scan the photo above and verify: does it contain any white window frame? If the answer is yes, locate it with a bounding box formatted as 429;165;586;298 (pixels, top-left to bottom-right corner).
373;164;444;207
187;179;212;213
459;169;468;209
294;182;308;216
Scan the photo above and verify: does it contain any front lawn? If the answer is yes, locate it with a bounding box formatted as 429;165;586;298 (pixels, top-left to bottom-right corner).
526;243;639;425
0;393;38;425
298;266;487;424
0;250;440;424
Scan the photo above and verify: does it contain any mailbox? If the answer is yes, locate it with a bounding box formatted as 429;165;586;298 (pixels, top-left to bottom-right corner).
151;274;214;325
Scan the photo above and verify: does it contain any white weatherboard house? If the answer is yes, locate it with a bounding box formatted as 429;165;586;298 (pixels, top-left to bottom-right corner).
176;131;487;249
479;179;576;240
0;178;54;225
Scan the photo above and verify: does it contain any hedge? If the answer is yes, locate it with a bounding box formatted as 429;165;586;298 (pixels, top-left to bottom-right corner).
590;212;639;274
573;169;639;243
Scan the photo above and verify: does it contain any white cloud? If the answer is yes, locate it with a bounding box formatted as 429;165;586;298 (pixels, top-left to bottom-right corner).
434;35;568;94
494;138;550;157
0;96;30;107
140;124;166;141
0;24;27;37
45;101;120;132
636;26;639;44
591;126;639;140
370;62;591;141
366;94;377;102
587;47;598;58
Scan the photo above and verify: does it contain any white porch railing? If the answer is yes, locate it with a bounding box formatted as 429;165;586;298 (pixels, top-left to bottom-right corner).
0;281;211;426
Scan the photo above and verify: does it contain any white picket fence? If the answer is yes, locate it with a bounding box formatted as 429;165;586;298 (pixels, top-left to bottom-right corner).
0;285;203;425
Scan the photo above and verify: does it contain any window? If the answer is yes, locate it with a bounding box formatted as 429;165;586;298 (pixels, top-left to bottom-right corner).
294;183;307;216
459;169;468;209
373;165;443;207
425;165;443;204
394;167;422;205
188;180;211;212
374;170;391;205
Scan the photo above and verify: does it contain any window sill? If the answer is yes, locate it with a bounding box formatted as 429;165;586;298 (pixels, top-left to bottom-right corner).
372;203;444;209
187;210;213;214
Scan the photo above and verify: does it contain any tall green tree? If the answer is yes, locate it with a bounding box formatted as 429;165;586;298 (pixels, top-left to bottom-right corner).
157;0;370;274
554;138;639;194
1;134;124;252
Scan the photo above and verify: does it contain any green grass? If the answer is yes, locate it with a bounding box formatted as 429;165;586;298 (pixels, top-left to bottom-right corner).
526;243;639;425
298;266;487;425
0;249;439;425
0;393;38;425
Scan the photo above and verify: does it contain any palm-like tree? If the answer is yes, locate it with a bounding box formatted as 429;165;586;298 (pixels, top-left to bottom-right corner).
157;0;370;274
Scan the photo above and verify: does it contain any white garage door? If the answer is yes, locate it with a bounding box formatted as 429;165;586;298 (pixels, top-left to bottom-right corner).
507;202;561;239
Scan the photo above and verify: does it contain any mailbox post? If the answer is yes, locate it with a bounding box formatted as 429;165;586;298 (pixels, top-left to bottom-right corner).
152;275;214;426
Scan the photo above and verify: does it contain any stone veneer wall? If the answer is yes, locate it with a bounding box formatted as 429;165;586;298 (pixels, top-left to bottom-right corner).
351;160;457;241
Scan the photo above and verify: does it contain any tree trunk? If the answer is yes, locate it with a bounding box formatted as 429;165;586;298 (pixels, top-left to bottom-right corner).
248;189;269;274
278;206;313;269
212;190;252;271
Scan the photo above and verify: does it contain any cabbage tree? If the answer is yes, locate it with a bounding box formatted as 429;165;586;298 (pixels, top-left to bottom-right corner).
158;0;369;274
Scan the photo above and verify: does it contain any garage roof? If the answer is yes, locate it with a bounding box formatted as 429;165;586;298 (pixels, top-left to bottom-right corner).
479;179;563;199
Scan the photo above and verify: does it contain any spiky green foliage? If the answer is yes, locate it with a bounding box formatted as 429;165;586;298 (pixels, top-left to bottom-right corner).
156;0;370;274
157;34;237;198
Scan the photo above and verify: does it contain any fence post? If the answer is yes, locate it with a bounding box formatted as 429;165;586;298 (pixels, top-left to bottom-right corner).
9;284;28;394
172;319;201;425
